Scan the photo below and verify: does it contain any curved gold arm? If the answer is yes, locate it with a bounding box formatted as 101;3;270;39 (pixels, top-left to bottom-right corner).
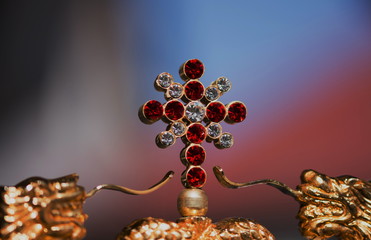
213;166;299;198
86;171;174;198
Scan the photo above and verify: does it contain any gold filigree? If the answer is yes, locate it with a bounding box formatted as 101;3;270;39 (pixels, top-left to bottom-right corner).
214;166;371;240
297;170;371;240
0;174;87;240
117;216;275;240
0;172;174;240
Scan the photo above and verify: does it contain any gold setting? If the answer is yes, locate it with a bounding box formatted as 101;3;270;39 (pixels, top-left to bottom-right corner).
212;76;232;94
154;72;174;91
156;131;176;148
206;122;223;141
214;132;234;149
139;59;247;189
168;121;187;137
203;85;221;102
165;82;184;100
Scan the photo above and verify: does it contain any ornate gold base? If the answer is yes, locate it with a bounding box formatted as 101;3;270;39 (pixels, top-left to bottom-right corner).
117;216;274;240
2;169;371;240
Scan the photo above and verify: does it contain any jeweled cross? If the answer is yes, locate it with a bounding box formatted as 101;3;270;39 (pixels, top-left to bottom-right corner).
139;59;247;188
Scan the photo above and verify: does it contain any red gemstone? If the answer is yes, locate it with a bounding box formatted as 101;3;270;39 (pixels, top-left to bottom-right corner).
228;102;247;123
165;100;184;120
186;167;206;188
206;102;226;123
143;100;163;121
184;59;204;79
185;80;204;100
186;145;205;165
186;123;206;144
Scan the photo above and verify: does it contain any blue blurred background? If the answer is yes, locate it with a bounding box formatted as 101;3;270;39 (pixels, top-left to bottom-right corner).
1;1;371;239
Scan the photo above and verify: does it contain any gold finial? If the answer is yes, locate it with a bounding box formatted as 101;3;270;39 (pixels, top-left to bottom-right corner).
118;59;275;240
139;59;247;190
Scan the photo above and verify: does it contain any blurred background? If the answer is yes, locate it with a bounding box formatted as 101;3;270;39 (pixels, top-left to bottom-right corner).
1;1;371;239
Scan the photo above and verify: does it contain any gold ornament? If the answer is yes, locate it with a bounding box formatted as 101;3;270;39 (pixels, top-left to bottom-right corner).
214;166;371;239
1;59;369;240
116;59;274;240
117;216;274;240
0;172;173;240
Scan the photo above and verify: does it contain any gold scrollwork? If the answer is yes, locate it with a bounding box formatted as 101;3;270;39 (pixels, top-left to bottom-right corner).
214;166;371;240
117;216;275;240
0;171;174;240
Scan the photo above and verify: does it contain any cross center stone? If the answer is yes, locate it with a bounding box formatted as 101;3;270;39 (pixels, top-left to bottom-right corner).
185;101;206;122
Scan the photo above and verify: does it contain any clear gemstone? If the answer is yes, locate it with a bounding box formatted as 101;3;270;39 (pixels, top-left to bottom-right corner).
205;86;220;101
171;121;186;136
219;133;233;148
215;77;231;92
156;72;173;88
185;101;206;122
158;131;175;147
168;83;183;98
207;123;222;138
